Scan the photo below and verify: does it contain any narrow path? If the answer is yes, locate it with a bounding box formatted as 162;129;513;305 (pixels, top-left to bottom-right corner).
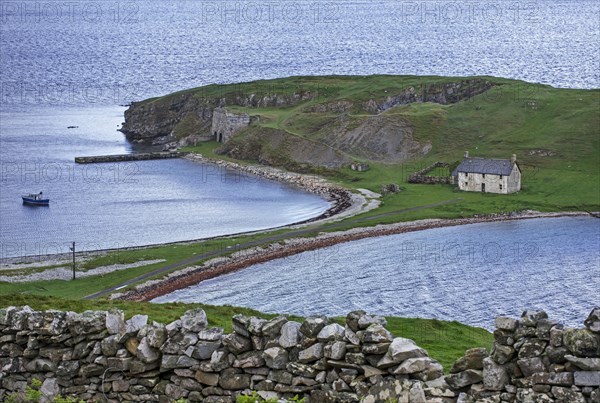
84;198;461;300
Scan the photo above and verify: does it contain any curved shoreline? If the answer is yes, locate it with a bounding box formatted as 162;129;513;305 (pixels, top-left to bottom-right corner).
0;155;375;266
182;153;372;224
117;211;597;302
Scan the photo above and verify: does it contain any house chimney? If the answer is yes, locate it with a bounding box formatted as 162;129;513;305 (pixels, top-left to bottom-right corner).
511;154;517;164
464;151;469;158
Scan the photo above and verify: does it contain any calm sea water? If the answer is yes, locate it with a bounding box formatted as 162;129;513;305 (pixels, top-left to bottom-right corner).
0;105;330;258
154;217;600;329
1;0;599;258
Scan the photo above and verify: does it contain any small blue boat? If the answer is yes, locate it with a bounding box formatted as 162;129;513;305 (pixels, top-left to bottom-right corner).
22;192;49;206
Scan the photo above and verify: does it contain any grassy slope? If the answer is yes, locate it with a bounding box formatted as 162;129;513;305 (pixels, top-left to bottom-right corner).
182;75;599;215
0;295;492;371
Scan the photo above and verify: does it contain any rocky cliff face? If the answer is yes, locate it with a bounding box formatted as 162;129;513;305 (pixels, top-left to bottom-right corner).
120;77;493;165
363;79;494;114
121;95;215;146
1;306;599;402
120;90;316;147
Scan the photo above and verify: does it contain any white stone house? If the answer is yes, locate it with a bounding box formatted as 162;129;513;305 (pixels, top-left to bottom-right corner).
451;152;521;194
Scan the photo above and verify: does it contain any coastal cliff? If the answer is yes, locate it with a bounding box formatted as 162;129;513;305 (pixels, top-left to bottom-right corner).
120;76;493;167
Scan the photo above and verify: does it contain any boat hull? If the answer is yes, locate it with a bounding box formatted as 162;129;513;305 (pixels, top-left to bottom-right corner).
22;197;50;206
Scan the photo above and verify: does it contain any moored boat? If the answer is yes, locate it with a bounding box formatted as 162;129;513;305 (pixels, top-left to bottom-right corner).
22;192;50;206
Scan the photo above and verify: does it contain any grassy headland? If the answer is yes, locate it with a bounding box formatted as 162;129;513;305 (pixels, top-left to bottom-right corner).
0;76;596;364
175;75;599;216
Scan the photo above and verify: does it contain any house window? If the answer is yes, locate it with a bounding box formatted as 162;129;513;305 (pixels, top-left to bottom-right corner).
482;173;485;178
500;174;503;179
465;182;468;186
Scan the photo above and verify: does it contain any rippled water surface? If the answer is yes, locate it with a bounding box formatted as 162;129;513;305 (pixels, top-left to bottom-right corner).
154;217;600;329
1;0;599;257
0;105;329;257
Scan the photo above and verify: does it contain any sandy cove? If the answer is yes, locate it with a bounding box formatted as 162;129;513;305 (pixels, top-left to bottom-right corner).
117;210;597;302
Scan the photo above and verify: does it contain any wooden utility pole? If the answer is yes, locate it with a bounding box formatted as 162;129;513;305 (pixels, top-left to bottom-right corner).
70;242;76;280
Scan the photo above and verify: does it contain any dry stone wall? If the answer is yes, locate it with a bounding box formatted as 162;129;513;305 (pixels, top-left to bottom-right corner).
408;162;451;185
1;306;599;403
447;309;600;403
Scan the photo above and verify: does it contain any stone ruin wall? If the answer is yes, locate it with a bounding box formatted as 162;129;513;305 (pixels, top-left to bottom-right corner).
408;162;452;185
211;108;251;143
1;306;599;403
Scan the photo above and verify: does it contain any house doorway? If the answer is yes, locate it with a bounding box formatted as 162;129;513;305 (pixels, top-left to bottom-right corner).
482;183;486;192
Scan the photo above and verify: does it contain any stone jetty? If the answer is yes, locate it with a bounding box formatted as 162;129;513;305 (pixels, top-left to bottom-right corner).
74;152;187;164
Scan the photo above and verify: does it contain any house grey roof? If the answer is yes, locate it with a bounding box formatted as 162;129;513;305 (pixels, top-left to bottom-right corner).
452;158;515;176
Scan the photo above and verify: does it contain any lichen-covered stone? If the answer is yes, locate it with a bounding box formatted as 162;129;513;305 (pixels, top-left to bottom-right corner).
361;324;393;343
517;357;546;377
298;342;323;363
530;372;574;386
452;347;488;373
262;316;288;338
546;346;569;364
518;338;548;358
286;362;318;378
585;308;600;333
346;310;366;332
521;310;548;327
564;328;600;357
300;316;328;338
565;355;600;370
496;317;518;331
325;341;347;360
483;357;509;391
492;344;515;365
263;347;288;369
445;369;483;389
279;321;302;348
551;386;586;402
377;337;428;368
137;337;160;363
232;351;265;368
190;340;221;360
198;327;224;342
393;357;439;375
123;314;148;338
317;323;345;342
222;333;252;355
181;309;208;333
162;332;198;355
146;323;168;348
67;310;106;335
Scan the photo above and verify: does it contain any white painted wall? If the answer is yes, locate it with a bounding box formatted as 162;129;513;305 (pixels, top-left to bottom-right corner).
457;164;520;194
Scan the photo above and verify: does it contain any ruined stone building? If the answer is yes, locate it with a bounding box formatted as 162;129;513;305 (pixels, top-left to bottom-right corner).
212;108;250;143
